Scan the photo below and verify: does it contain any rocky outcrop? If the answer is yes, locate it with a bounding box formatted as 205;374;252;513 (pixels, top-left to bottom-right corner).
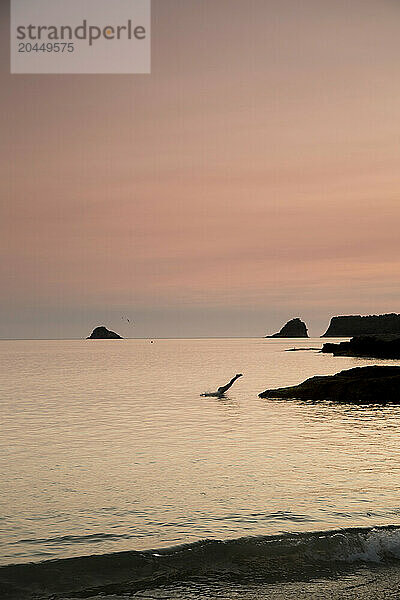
322;313;400;337
259;366;400;404
267;318;308;338
87;326;122;339
322;336;400;359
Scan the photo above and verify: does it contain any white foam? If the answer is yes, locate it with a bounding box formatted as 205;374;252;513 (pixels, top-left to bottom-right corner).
344;528;400;563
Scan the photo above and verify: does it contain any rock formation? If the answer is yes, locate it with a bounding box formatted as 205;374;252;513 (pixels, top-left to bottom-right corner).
322;336;400;359
267;318;308;338
259;366;400;403
322;313;400;337
87;326;123;339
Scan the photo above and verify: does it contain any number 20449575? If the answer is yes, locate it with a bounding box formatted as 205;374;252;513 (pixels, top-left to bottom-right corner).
18;42;75;52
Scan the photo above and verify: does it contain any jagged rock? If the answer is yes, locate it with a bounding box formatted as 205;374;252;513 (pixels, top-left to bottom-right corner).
322;336;400;358
259;366;400;404
267;318;308;338
322;313;400;337
87;326;122;339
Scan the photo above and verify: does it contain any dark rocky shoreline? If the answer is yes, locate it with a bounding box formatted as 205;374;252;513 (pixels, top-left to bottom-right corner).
259;366;400;404
322;313;400;337
322;336;400;359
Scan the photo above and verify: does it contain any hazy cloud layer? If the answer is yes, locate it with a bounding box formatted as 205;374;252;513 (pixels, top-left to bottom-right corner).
1;0;400;338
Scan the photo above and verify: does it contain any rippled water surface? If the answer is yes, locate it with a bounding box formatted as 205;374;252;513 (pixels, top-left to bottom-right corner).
1;338;400;566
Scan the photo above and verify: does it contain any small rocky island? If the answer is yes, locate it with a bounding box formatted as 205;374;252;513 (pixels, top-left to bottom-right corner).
322;313;400;337
267;318;309;338
87;326;123;339
259;366;400;403
322;336;400;359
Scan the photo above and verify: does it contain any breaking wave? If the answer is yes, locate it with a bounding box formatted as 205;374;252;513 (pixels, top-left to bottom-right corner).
2;525;400;599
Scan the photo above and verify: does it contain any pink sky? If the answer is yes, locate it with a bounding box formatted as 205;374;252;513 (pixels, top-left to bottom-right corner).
1;0;400;338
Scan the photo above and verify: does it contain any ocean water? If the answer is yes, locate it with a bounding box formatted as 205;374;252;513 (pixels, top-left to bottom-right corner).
2;337;400;599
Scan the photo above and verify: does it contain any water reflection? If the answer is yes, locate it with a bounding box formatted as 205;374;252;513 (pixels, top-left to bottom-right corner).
1;338;400;564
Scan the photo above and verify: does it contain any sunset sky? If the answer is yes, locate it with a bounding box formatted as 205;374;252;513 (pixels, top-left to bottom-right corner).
1;0;400;339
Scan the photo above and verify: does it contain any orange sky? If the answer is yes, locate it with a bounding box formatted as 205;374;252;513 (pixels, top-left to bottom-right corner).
1;0;400;338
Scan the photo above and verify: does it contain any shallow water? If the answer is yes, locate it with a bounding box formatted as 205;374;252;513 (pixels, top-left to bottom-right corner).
1;337;400;569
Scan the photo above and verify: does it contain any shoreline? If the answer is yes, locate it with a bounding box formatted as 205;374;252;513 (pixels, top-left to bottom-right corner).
2;525;400;599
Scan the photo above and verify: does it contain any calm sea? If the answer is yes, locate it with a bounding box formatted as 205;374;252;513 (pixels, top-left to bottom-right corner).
2;338;400;598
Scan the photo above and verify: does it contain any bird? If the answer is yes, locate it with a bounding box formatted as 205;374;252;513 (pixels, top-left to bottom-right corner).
121;317;133;325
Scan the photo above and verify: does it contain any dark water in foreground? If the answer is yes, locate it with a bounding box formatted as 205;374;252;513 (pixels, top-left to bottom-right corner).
3;526;400;599
1;338;400;598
